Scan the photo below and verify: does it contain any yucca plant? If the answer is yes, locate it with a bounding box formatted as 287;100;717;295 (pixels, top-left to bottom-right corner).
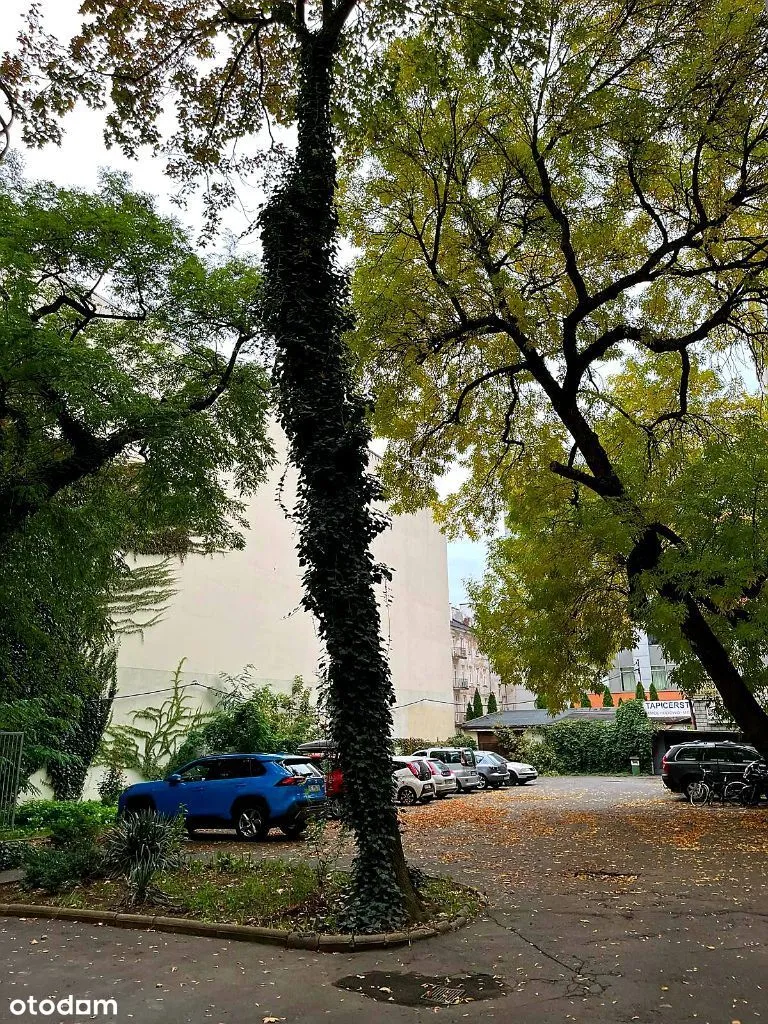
103;811;186;907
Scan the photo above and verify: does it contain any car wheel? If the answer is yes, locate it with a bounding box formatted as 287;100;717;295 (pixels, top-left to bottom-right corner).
280;821;307;839
235;803;268;840
683;778;700;799
476;775;488;790
326;797;345;820
507;772;519;785
398;786;418;806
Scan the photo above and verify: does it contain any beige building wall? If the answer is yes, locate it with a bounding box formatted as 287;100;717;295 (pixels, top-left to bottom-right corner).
81;430;454;794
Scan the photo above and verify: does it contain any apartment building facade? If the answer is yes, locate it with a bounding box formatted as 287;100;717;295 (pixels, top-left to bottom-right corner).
450;604;536;723
69;429;457;798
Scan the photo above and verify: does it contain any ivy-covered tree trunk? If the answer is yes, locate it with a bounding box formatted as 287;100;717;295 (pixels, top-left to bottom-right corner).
48;649;117;800
259;30;423;932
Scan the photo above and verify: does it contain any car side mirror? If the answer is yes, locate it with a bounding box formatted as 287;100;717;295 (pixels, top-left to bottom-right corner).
167;773;182;785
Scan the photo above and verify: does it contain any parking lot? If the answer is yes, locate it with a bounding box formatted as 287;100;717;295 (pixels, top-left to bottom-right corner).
3;775;768;1023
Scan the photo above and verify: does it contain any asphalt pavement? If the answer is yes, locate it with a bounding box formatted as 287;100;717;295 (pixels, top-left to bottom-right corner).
2;775;766;1024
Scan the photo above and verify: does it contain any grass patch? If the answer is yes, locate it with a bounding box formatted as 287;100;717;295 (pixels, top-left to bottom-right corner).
0;851;480;934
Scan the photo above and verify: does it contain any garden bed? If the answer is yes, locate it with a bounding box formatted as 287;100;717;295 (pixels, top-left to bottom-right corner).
0;852;483;946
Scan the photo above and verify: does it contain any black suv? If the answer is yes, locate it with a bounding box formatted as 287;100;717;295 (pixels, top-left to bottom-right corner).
662;741;760;796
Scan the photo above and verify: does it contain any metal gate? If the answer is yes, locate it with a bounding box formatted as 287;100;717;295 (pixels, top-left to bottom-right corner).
0;732;24;831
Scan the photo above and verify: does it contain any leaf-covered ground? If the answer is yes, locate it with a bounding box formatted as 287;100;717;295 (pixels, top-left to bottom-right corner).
3;777;767;1022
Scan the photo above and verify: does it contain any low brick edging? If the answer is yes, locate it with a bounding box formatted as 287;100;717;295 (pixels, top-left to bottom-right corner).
0;902;478;951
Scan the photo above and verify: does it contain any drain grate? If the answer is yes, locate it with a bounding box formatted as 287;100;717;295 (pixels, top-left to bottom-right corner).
421;984;466;1005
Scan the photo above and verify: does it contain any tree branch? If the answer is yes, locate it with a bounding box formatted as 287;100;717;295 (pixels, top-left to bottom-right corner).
648;349;690;430
323;0;358;40
549;460;617;497
0;76;15;163
419;361;529;445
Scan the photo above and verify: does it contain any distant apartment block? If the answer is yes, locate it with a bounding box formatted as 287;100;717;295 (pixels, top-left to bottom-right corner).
450;604;536;723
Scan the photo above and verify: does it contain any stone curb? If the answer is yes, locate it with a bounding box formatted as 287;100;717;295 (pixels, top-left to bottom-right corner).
0;902;478;951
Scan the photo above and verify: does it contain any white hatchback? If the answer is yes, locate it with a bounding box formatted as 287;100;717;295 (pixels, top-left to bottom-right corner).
392;756;436;805
427;759;459;798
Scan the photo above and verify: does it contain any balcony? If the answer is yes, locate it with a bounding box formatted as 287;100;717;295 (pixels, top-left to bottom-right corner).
453;677;469;690
452;645;468;660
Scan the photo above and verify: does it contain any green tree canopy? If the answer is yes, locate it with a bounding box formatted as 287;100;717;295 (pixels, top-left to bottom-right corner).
0;167;273;550
344;0;768;749
0;170;275;795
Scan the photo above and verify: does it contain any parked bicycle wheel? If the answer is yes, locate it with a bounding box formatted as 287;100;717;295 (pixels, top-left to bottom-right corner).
724;781;749;805
689;781;710;805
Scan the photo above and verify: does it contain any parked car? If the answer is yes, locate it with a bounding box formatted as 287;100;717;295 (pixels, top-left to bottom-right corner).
493;754;538;785
662;741;761;796
118;753;326;839
474;751;509;790
410;747;481;792
474;750;538;785
427;759;459;798
392;756;436;805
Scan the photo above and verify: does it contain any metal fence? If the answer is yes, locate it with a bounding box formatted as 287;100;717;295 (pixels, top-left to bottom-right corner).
0;732;24;831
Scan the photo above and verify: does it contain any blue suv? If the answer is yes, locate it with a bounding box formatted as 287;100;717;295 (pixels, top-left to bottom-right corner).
117;754;326;840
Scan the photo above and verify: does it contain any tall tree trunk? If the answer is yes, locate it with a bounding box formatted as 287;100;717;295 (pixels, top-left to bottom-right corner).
48;649;117;800
679;596;768;755
259;32;423;931
627;527;768;754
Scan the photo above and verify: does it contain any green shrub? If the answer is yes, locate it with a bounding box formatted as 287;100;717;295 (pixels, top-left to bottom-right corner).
15;800;116;841
97;767;127;805
487;692;498;714
438;732;478;750
164;674;319;776
22;844;104;894
648;682;660;700
471;689;483;719
602;685;614;707
493;726;521;759
103;811;186;906
0;841;25;871
516;729;559;773
495;704;653;775
544;720;613;774
580;693;592;708
611;698;653;773
635;682;646;700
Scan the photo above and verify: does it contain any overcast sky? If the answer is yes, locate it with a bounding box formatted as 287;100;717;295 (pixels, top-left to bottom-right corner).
6;0;489;604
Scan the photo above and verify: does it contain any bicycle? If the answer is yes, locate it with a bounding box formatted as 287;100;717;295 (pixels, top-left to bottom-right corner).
688;767;742;806
723;759;768;807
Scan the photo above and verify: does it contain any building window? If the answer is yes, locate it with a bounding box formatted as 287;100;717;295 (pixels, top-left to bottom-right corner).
651;666;668;688
620;668;635;691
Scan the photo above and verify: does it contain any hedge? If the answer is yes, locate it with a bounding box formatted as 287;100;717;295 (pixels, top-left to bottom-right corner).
494;699;653;774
